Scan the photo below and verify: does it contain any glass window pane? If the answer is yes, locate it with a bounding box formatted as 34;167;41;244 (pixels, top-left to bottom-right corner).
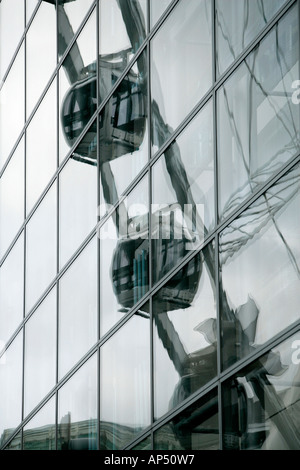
151;0;212;153
25;184;57;314
216;0;287;76
100;311;150;450
26;0;39;25
223;332;300;450
99;54;148;209
59;238;97;379
24;289;56;417
58;0;94;58
59;9;97;164
0;0;24;83
26;1;56;118
154;390;219;450
58;354;97;450
0;234;24;346
153;244;217;420
23;397;55;450
151;101;214;285
0;333;23;448
150;0;172;28
99;176;149;336
132;435;152;450
0;44;25;171
26;79;57;215
220;163;300;370
99;0;147;102
0;138;24;259
218;5;299;220
4;432;22;450
59;137;97;269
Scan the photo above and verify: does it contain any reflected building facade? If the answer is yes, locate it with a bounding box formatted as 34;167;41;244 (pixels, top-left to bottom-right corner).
0;0;300;451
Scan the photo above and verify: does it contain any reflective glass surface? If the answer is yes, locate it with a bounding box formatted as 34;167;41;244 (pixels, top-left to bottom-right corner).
58;354;97;450
99;53;148;207
0;333;23;447
59;140;97;268
151;101;214;285
26;79;57;215
24;289;56;417
0;0;24;83
0;138;24;259
4;432;21;450
99;0;147;103
218;5;299;220
26;1;39;24
59;9;97;163
0;44;25;171
132;436;152;450
150;0;172;27
26;1;56;118
25;184;57;314
223;332;300;450
151;0;212;153
100;311;150;450
0;234;24;346
216;0;287;76
59;238;97;379
153;245;217;420
23;397;55;450
99;176;149;336
154;390;219;450
58;0;95;58
220;163;300;370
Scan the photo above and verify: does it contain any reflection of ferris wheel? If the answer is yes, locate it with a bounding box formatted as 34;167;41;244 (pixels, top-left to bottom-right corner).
54;0;300;450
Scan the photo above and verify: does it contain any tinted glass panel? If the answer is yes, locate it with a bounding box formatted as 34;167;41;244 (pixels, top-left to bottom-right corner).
26;79;57;215
0;44;25;171
0;333;22;447
216;0;287;76
151;0;212;153
26;1;56;118
99;0;147;102
59;238;97;379
154;390;219;450
59;10;97;163
0;234;24;346
223;332;300;450
24;289;56;417
132;436;152;450
99;176;149;336
151;101;214;285
99;53;148;208
25;184;57;314
59;138;97;268
218;5;299;220
23;397;55;450
0;0;24;83
220;163;300;370
4;432;21;450
0;138;24;259
100;312;150;450
153;245;217;420
58;354;97;450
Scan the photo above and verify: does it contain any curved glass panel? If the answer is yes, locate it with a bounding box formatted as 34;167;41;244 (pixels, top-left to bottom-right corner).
218;4;300;220
151;101;214;285
220;163;300;370
151;0;212;153
153;244;217;420
216;0;287;76
58;238;97;379
0;138;24;259
0;234;24;346
223;331;300;450
24;289;56;417
100;311;150;450
23;397;55;450
58;354;97;450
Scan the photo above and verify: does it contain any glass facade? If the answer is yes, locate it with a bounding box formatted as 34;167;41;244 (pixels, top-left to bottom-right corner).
0;0;299;451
